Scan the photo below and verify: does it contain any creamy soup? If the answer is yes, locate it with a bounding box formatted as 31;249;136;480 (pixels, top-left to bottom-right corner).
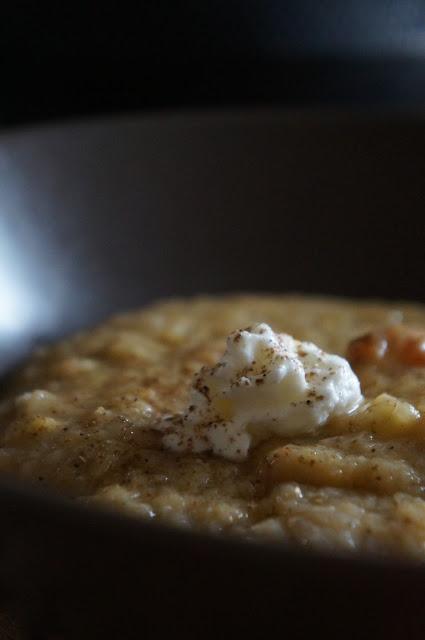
2;295;425;559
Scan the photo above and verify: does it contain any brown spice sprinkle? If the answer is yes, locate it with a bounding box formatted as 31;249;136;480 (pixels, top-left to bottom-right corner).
2;295;425;558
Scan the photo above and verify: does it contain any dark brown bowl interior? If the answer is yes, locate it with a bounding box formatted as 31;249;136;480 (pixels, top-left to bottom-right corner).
1;110;425;638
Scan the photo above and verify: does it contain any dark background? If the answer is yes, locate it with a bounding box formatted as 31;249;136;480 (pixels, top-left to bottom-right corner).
2;1;425;127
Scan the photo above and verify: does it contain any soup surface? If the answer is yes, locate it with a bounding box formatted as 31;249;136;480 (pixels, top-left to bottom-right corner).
2;295;425;558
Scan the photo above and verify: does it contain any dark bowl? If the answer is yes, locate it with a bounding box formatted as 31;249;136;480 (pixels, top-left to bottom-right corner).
1;110;425;638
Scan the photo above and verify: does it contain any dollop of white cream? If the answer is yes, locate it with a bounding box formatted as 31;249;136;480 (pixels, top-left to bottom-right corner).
161;323;363;460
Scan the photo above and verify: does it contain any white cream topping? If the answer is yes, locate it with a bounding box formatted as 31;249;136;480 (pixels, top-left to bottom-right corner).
160;323;363;460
